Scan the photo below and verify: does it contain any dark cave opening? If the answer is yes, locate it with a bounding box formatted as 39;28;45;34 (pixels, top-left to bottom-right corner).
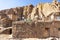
9;29;12;34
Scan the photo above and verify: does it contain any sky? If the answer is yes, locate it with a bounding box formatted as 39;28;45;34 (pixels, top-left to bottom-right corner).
0;0;60;10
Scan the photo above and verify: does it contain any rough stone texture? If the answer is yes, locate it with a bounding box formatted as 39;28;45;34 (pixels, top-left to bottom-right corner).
1;18;12;28
30;1;60;21
0;0;59;21
0;0;60;39
23;5;34;19
12;21;60;38
17;7;24;20
1;28;12;34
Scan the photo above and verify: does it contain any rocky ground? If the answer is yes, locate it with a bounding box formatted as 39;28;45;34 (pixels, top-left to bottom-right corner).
0;35;59;40
0;34;12;40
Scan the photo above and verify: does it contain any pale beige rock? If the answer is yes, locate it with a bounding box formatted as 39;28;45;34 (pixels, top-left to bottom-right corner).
23;5;34;19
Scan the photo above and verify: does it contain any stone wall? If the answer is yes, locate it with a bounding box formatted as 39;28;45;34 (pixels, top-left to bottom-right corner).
12;21;60;38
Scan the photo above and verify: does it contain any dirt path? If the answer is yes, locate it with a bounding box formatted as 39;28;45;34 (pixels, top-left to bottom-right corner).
0;34;12;40
0;34;59;40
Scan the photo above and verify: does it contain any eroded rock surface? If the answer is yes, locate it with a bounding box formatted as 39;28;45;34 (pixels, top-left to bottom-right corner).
0;0;60;39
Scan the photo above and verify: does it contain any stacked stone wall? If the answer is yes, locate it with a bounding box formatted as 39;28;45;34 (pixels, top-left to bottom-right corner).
12;21;60;38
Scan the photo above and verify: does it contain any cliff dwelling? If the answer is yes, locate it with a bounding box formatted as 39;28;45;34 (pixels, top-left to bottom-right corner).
0;0;60;40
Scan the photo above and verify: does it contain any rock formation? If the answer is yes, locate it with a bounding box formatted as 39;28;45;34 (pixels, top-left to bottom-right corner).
0;0;60;38
0;0;59;22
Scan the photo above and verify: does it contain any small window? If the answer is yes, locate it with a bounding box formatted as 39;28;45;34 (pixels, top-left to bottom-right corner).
45;28;49;30
58;28;60;31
